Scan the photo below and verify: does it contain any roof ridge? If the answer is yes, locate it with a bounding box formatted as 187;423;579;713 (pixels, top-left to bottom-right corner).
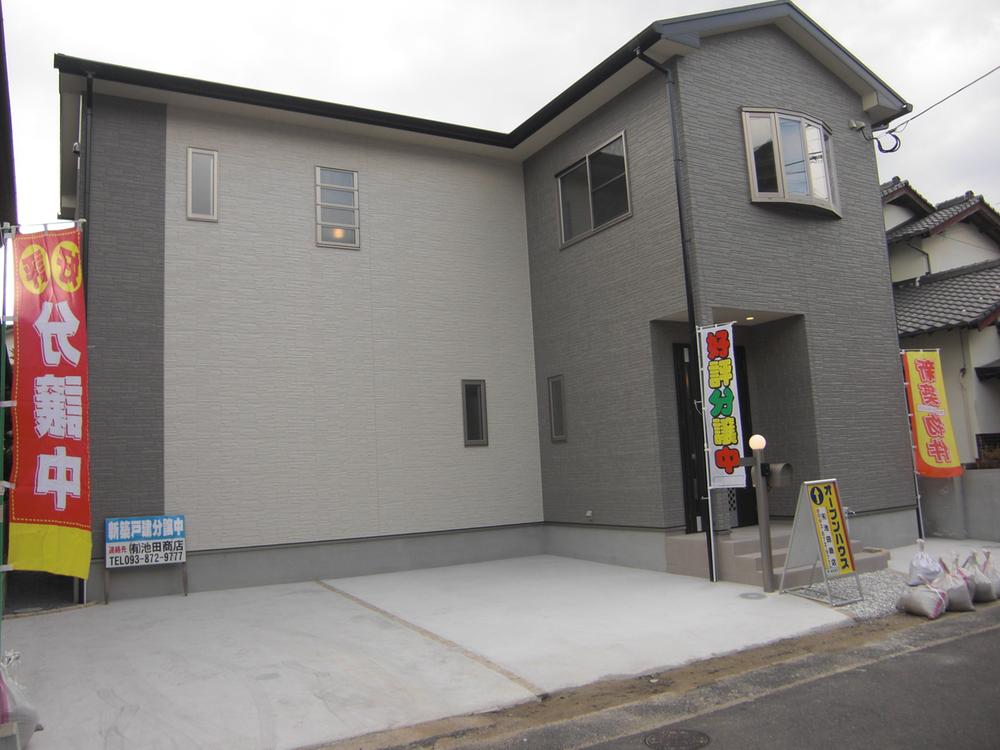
894;258;1000;288
935;191;978;210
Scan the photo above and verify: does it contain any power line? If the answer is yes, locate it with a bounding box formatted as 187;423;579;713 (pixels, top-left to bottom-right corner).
889;63;1000;135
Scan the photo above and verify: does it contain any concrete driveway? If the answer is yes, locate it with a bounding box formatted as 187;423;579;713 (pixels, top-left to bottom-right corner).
6;555;848;749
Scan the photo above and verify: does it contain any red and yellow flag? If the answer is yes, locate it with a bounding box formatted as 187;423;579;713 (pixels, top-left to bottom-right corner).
9;226;92;578
901;350;963;479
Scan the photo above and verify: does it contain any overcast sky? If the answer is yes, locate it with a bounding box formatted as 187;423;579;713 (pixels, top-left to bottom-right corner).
4;0;999;224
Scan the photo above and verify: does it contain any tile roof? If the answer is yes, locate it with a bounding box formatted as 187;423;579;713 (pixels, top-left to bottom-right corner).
894;259;1000;336
886;192;982;242
880;176;908;199
880;176;937;216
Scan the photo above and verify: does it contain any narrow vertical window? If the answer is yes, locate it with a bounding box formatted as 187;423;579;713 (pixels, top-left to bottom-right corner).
462;380;488;446
747;114;778;193
187;148;217;221
548;375;566;442
316;167;360;248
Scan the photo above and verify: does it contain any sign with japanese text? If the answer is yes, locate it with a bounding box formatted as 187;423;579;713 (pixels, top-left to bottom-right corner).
805;480;855;576
697;322;746;489
901;350;963;478
105;515;186;568
9;226;92;579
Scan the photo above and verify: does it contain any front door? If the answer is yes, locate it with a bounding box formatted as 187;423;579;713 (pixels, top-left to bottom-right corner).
674;343;755;532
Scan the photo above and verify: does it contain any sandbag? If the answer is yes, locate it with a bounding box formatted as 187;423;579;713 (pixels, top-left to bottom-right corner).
0;654;40;748
976;550;1000;598
933;560;975;612
907;539;941;585
950;552;976;600
898;584;948;620
963;552;998;603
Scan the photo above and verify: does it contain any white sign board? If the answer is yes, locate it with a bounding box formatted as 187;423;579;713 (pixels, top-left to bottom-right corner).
105;514;186;568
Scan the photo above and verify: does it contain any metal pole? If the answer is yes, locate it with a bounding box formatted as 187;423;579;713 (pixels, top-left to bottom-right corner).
899;350;926;538
752;446;775;592
0;225;10;643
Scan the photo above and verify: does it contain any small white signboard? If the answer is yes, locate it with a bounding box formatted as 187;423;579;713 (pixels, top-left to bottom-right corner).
104;514;186;568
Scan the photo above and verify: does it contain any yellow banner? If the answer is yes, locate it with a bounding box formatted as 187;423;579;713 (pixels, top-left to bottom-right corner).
9;523;93;579
901;351;963;478
807;480;855;576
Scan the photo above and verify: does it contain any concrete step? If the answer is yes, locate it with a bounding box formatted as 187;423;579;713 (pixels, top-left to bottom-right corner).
723;548;890;588
735;537;865;573
722;532;791;556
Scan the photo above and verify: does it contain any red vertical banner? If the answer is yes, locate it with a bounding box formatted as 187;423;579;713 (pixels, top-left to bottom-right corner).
9;226;92;579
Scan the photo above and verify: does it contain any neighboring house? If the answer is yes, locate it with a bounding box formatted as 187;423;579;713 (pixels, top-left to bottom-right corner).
883;177;1000;465
54;1;918;599
883;177;1000;541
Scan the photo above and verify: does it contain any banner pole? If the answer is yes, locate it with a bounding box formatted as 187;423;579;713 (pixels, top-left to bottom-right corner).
0;225;11;646
899;351;926;539
694;324;718;582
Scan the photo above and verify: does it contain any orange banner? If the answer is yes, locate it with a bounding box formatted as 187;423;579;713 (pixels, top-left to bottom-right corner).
901;350;963;478
9;226;92;578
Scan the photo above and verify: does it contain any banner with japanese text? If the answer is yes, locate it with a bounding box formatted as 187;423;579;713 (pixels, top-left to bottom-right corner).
901;350;963;478
698;322;746;489
9;226;91;579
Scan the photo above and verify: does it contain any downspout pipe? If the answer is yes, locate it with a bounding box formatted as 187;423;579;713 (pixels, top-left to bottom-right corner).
635;49;717;582
80;72;94;306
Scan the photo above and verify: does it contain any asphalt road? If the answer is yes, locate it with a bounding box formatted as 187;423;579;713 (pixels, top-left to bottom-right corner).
585;626;1000;749
445;604;1000;750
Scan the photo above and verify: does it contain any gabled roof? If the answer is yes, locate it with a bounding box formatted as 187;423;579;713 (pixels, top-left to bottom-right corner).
880;176;935;215
893;259;1000;337
55;2;909;150
886;191;1000;246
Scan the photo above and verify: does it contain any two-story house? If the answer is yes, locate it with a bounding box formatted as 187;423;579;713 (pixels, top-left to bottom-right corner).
54;1;917;599
884;177;1000;540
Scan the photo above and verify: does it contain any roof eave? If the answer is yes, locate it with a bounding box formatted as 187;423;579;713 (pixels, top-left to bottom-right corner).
653;1;910;127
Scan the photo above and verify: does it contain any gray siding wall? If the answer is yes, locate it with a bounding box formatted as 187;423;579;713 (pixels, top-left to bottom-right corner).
677;27;915;514
163;107;542;551
523;73;688;528
740;318;821;515
87;95;167;548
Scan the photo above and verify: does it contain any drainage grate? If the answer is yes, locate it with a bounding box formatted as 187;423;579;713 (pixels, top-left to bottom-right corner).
643;728;711;749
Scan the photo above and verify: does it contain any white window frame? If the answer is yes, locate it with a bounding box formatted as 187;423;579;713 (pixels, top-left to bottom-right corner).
316;167;360;249
186;147;218;222
556;131;632;247
740;108;839;216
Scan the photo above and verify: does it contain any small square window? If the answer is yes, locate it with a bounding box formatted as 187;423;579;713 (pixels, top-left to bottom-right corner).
548;375;566;442
557;133;631;245
316;167;360;248
741;109;838;214
462;380;488;446
187;148;217;221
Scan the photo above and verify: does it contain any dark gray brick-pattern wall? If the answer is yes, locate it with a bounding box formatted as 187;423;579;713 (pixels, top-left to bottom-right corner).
740;318;821;516
86;95;166;549
523;73;688;528
677;27;915;514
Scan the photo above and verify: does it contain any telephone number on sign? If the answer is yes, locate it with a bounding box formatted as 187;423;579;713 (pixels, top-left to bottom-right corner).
106;551;185;568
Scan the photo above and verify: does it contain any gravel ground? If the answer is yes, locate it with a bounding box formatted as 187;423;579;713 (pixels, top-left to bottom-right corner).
787;567;910;621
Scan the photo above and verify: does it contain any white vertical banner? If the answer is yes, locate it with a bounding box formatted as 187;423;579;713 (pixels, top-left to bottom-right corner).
697;322;747;490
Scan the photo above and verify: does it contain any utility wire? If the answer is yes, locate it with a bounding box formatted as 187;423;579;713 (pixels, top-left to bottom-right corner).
888;63;1000;135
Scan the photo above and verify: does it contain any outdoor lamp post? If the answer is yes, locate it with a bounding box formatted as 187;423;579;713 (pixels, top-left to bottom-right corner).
748;434;776;593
